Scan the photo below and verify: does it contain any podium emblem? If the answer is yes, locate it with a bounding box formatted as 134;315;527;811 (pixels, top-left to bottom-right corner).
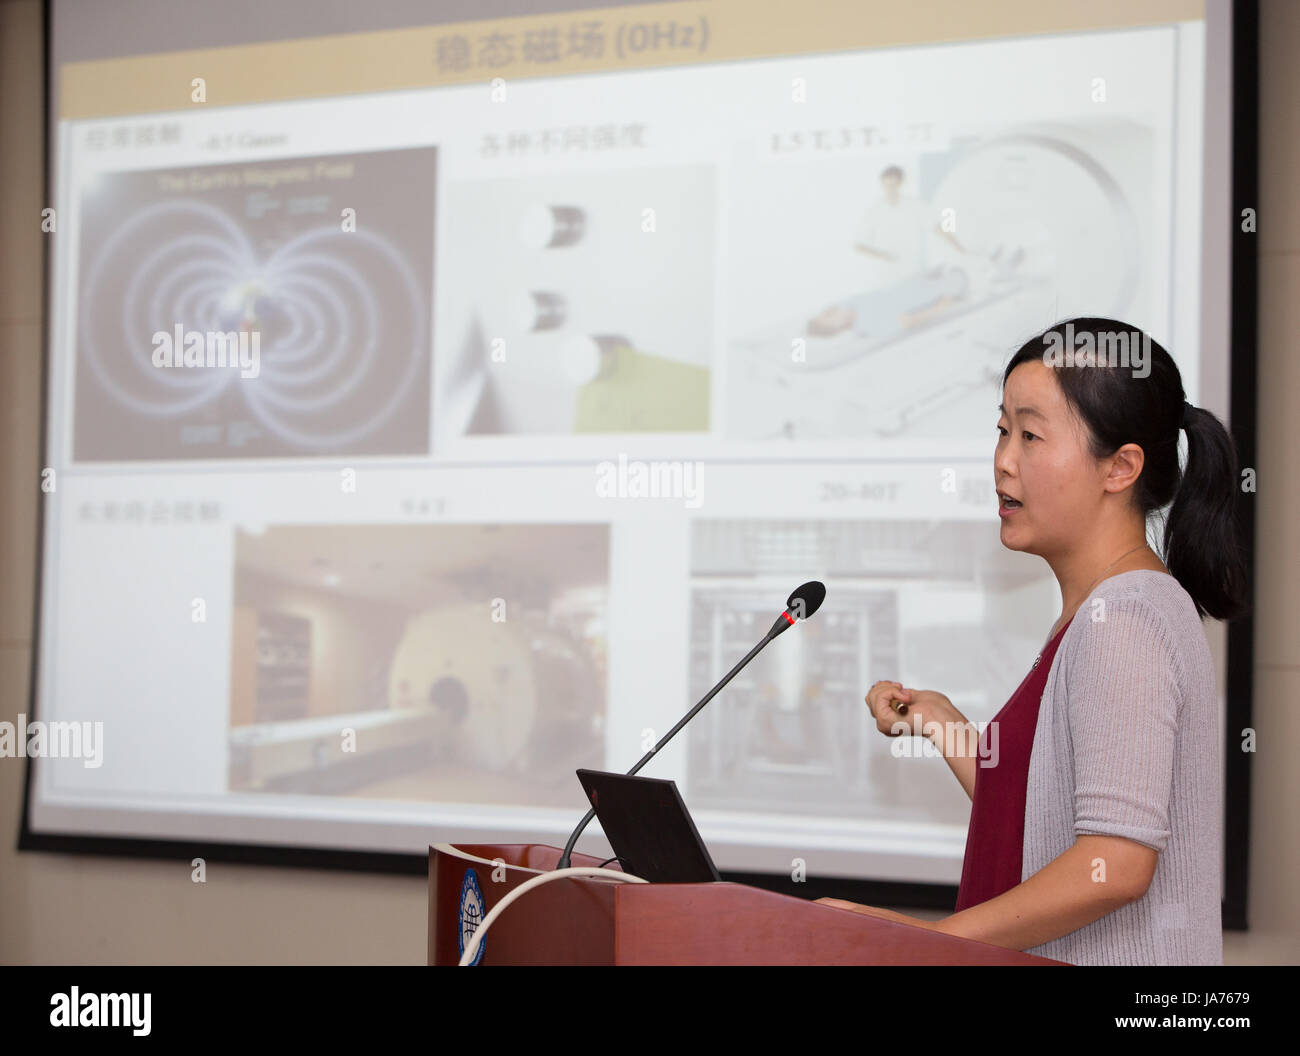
458;868;486;965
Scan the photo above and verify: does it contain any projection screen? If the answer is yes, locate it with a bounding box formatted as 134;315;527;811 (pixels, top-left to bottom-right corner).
24;0;1244;888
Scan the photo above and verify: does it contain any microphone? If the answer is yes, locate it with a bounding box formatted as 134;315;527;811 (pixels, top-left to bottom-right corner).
767;580;827;641
555;580;825;870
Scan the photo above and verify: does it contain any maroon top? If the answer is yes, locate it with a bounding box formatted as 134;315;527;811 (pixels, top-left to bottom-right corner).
954;622;1070;912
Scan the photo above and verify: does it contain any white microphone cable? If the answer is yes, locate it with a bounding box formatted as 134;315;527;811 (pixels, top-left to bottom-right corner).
458;866;649;966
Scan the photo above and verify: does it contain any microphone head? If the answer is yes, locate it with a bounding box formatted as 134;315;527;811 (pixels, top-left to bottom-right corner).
786;581;826;621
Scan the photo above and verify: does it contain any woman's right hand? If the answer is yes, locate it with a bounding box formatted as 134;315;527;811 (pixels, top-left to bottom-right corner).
865;681;953;738
867;681;977;801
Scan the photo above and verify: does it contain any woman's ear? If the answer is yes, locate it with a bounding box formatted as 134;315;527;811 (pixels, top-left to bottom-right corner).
1103;442;1145;495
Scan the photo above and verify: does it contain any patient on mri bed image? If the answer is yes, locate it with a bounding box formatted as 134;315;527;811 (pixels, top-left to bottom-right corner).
226;523;609;806
805;264;973;341
805;165;974;341
727;120;1157;440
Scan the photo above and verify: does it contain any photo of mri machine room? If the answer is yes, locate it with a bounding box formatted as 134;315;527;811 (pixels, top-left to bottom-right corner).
227;523;609;807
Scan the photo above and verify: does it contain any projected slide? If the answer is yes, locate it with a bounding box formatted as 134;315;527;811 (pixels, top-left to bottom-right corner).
30;1;1223;881
73;146;436;460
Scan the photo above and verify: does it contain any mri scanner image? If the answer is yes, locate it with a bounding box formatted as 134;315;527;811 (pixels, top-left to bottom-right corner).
435;165;713;439
71;146;437;460
227;522;609;805
725;119;1156;441
686;518;1058;824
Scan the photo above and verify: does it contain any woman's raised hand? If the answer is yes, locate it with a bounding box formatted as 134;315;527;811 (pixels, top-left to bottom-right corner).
865;680;952;737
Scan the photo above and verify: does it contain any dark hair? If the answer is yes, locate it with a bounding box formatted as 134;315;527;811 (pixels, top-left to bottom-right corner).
880;165;904;181
1002;316;1250;621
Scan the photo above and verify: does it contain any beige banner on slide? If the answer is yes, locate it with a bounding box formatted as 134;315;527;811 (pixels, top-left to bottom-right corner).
61;0;1204;119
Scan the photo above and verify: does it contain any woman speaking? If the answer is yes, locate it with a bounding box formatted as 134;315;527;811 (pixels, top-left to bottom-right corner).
817;317;1249;966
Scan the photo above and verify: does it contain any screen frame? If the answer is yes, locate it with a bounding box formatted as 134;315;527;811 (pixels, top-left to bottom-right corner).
18;0;1260;932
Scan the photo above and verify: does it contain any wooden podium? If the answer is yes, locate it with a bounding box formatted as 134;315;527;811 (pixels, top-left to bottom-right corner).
429;843;1070;966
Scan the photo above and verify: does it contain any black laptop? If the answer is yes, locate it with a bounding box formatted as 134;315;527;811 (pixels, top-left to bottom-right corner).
575;769;721;883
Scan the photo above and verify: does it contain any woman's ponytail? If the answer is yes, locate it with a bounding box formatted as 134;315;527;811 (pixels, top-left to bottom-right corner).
1163;404;1251;621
